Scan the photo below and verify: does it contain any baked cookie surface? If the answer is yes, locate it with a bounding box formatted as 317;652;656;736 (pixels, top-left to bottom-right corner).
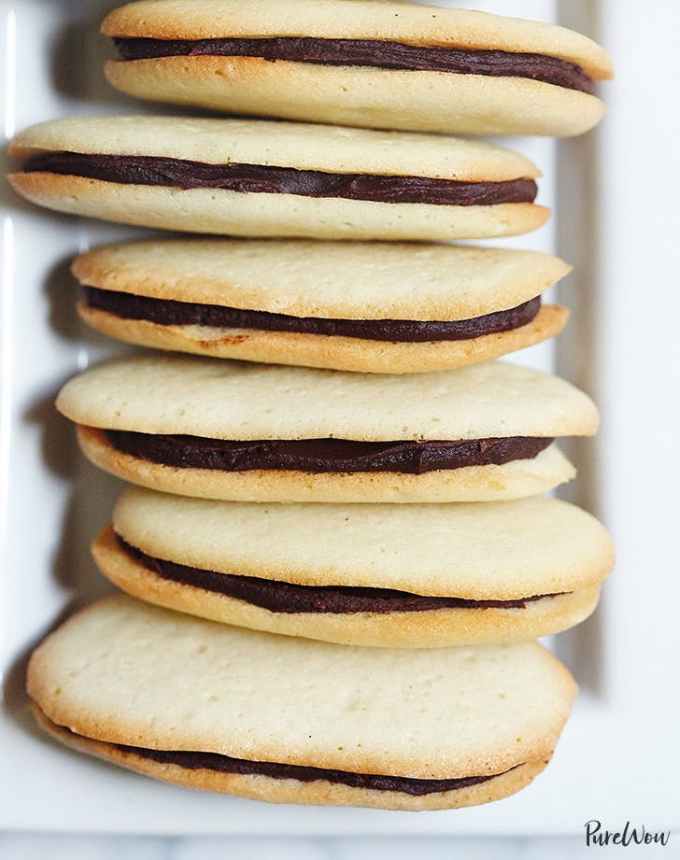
74;239;570;373
9;116;548;241
28;595;577;809
56;356;599;441
57;356;597;503
95;487;614;647
102;0;612;137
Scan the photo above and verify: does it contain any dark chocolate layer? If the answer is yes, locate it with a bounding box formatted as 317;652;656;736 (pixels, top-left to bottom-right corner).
84;286;542;344
104;432;554;475
113;36;594;94
118;535;564;615
115;740;516;796
24;153;538;207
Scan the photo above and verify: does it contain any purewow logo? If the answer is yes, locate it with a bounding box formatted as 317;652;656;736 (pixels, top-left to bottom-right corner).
585;820;671;848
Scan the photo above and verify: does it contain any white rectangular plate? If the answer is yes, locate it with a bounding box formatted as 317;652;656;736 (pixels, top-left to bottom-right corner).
2;0;679;837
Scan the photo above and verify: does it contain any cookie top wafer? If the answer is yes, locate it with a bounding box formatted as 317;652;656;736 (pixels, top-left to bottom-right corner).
28;595;576;779
73;239;570;322
113;487;614;599
56;355;599;442
9;115;538;182
102;0;613;81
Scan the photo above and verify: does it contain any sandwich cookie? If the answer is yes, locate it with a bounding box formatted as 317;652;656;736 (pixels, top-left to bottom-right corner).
73;239;571;375
56;355;599;504
102;0;613;138
9;116;548;242
28;595;577;810
96;486;615;648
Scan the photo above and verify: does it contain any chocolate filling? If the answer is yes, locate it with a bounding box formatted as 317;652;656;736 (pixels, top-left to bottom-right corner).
113;36;594;94
24;153;538;207
104;432;554;475
84;287;542;344
118;535;564;615
114;740;517;796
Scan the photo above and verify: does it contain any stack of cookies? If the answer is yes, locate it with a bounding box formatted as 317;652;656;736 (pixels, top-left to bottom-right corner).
11;0;614;812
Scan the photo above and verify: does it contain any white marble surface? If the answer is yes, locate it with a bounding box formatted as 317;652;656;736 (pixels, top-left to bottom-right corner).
0;835;674;859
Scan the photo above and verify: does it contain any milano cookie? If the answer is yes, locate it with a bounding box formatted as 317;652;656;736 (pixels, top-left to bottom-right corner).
56;355;598;504
9;116;548;242
73;239;571;375
103;0;612;138
28;595;577;811
95;486;615;648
